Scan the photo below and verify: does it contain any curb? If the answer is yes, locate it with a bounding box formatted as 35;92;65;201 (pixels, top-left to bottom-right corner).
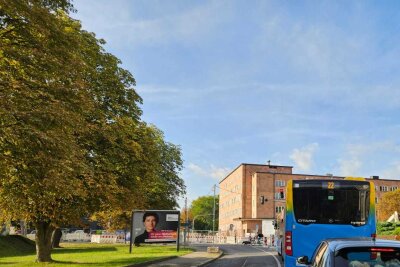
197;250;224;267
126;256;178;267
126;247;223;267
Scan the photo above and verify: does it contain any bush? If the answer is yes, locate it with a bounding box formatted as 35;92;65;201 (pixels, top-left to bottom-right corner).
393;228;400;235
377;221;400;235
379;222;393;228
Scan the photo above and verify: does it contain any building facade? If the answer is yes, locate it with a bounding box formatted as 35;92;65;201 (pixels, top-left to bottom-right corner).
219;163;400;238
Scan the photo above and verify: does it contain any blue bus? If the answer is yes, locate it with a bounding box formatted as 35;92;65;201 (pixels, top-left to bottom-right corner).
281;178;376;266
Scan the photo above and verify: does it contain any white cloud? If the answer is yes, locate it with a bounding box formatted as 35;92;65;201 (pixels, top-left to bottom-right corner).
337;141;400;177
137;82;400;129
338;158;363;176
337;143;372;176
254;6;373;82
382;162;400;180
187;163;230;180
73;1;230;48
210;165;231;180
290;143;319;172
187;163;208;177
345;141;399;156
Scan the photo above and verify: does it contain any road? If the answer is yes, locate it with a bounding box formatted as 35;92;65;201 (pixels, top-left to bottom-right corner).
198;244;283;267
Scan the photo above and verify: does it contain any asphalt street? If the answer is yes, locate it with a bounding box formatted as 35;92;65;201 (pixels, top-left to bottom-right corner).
199;244;283;267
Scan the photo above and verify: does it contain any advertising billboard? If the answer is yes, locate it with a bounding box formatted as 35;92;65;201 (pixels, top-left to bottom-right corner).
131;210;180;247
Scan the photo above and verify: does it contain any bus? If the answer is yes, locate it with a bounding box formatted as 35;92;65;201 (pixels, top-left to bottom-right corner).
281;178;376;266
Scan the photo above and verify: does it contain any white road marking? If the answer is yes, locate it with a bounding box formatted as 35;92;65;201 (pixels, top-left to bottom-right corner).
241;257;248;267
252;246;282;267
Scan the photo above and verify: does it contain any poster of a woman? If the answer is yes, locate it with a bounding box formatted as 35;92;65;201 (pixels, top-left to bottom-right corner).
134;212;159;245
131;210;179;250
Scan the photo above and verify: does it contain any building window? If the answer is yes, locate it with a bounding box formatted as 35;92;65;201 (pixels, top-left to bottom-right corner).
391;186;398;191
275;206;285;213
275;192;285;200
275;180;285;187
380;186;388;192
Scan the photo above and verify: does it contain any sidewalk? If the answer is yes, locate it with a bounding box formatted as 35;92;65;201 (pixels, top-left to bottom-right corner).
130;246;223;267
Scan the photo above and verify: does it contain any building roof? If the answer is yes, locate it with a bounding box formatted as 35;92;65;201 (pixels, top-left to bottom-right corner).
233;217;275;221
219;163;400;184
219;163;293;184
254;171;343;179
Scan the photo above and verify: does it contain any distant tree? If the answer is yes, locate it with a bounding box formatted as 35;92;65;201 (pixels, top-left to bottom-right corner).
190;195;219;231
0;0;184;262
377;189;400;221
181;205;193;225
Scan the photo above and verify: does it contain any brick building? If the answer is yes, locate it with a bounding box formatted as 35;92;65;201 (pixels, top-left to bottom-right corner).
218;163;400;238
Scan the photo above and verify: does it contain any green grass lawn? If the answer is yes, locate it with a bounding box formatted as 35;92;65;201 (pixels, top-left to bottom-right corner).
0;237;192;267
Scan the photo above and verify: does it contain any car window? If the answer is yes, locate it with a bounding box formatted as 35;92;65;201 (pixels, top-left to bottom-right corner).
320;247;330;267
312;242;328;267
311;243;325;263
334;246;400;267
316;246;328;267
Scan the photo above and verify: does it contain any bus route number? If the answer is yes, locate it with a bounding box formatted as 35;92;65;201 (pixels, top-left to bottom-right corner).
327;182;335;189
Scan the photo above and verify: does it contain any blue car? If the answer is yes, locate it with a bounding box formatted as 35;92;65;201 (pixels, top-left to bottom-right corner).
296;238;400;267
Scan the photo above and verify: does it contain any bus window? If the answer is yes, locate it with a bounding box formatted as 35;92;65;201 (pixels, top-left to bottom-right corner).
293;181;370;225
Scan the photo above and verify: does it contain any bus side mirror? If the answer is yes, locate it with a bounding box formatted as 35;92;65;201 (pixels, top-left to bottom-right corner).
296;256;309;265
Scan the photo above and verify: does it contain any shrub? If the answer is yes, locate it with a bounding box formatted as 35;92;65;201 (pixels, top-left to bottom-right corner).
393;228;400;236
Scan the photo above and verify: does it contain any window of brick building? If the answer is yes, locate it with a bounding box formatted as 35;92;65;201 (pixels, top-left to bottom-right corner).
274;192;285;200
275;206;285;213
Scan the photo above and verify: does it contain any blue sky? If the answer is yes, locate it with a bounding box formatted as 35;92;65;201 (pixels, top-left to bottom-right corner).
72;0;400;207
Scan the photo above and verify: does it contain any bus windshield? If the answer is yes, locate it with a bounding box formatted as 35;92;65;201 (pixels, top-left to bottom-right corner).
293;180;370;225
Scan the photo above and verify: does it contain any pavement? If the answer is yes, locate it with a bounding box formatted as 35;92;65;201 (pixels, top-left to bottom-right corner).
130;244;282;267
132;245;223;267
202;244;282;267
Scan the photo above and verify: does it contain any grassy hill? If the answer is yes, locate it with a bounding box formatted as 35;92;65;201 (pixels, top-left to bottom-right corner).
0;235;35;257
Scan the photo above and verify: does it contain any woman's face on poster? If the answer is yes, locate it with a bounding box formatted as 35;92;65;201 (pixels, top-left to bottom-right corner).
144;215;157;232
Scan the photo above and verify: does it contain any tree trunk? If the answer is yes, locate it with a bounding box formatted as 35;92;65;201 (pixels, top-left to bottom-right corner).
35;222;55;262
52;228;62;248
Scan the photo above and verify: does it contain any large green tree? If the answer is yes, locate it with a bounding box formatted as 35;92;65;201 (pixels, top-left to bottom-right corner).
90;121;185;230
190;195;219;231
0;0;184;262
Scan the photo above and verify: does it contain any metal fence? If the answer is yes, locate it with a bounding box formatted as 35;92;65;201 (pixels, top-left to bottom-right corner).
183;231;276;246
25;229;127;244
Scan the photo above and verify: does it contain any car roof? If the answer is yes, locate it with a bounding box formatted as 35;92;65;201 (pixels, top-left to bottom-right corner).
322;238;400;251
